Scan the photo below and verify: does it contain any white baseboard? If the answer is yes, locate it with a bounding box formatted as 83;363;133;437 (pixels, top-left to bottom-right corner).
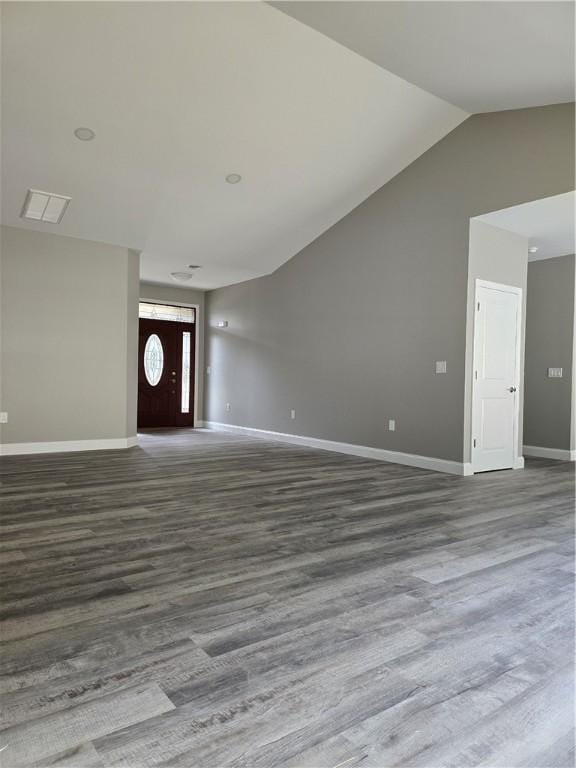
523;445;576;461
0;436;138;456
202;421;472;476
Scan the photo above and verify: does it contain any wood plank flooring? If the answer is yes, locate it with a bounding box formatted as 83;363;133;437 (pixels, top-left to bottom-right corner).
0;429;574;768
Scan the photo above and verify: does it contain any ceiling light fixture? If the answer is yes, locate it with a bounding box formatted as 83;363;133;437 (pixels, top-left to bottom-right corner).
74;127;95;141
528;246;539;254
225;173;242;184
170;271;193;283
20;189;71;224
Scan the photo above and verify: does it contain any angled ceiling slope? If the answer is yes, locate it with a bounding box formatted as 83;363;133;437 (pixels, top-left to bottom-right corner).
272;1;575;114
1;2;466;289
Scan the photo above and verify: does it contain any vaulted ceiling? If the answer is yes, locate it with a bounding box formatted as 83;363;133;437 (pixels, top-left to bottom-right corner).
273;1;575;113
1;2;571;289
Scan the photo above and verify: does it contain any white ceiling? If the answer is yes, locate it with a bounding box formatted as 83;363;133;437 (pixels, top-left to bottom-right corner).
0;2;467;289
476;192;575;261
272;1;575;113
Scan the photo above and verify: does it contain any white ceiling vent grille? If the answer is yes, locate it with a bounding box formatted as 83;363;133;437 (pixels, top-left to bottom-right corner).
20;189;71;224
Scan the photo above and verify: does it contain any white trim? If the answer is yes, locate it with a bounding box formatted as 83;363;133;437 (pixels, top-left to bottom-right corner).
0;436;138;456
202;421;472;476
471;279;523;474
571;260;576;457
139;297;200;427
523;445;576;461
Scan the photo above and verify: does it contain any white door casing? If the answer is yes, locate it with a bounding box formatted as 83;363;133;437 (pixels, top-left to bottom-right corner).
472;280;522;473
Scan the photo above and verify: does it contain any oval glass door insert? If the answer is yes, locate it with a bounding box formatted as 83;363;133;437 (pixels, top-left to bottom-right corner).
144;334;164;386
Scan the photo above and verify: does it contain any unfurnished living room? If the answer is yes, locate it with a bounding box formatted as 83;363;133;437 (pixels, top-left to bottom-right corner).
0;2;575;767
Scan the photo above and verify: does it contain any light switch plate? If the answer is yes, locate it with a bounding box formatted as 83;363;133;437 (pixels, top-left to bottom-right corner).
0;412;7;424
435;361;447;374
548;367;563;378
225;402;231;412
290;409;296;420
388;419;396;432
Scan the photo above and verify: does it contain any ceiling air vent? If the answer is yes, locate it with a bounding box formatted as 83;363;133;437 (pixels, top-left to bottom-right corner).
20;189;71;224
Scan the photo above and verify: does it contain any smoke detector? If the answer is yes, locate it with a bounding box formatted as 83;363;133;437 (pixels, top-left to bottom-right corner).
74;127;96;141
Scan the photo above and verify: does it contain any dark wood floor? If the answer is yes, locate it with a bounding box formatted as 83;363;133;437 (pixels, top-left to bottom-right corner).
0;429;574;768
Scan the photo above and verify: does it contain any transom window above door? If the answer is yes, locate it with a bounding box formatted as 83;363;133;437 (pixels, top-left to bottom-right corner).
139;302;195;323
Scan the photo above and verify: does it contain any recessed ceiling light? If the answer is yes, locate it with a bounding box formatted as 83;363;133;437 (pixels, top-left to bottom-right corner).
225;173;242;184
20;189;71;224
74;127;95;141
528;246;539;254
170;271;193;282
187;265;202;270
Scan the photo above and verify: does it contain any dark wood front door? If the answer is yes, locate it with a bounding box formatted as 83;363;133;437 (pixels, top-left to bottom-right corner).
138;318;195;428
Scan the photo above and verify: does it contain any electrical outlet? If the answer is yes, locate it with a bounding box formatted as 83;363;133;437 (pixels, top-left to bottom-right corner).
435;361;447;374
290;409;296;420
388;419;396;432
548;367;563;378
0;412;7;424
225;402;231;412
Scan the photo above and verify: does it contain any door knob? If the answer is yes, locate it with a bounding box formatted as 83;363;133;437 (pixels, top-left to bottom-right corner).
509;386;517;393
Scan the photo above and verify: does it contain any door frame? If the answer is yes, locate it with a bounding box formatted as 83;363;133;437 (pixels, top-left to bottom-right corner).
139;297;200;428
471;278;523;473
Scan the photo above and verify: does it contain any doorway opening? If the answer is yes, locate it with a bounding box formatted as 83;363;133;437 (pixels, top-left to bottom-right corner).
137;301;198;428
468;191;575;471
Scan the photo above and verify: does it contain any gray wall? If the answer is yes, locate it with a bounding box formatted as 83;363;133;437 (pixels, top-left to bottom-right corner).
139;282;205;423
524;254;575;451
0;226;139;445
205;103;574;462
464;220;529;462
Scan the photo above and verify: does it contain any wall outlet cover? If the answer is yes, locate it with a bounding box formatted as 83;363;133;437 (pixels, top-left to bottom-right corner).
388;419;396;431
0;412;7;424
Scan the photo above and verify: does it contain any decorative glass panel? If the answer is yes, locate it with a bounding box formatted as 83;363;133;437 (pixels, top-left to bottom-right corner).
139;302;195;323
144;334;164;386
181;331;191;413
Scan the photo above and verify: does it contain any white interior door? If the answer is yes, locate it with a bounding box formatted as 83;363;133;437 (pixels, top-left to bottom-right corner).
472;280;522;473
